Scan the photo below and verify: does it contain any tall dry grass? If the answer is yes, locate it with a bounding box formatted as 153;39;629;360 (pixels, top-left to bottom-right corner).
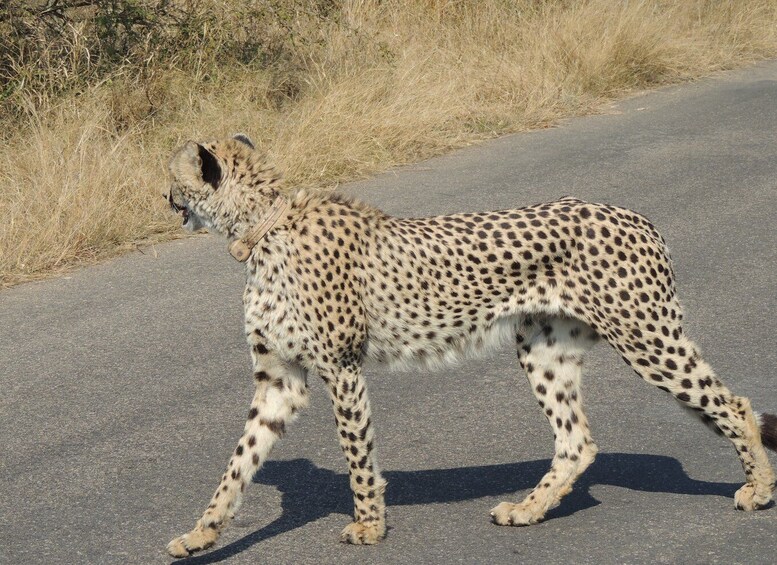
2;0;777;287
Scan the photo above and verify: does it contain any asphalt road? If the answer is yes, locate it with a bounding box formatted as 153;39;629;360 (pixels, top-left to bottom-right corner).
2;62;777;565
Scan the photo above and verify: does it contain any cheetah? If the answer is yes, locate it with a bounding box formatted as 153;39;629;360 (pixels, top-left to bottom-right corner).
163;135;777;557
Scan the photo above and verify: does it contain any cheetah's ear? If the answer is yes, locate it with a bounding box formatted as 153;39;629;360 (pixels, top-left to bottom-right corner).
197;143;221;190
232;133;255;149
169;141;221;190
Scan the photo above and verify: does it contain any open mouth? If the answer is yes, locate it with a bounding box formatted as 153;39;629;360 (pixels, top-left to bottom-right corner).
168;193;190;226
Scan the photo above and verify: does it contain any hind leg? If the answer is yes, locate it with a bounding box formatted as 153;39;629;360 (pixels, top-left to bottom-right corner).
492;317;599;526
611;319;775;510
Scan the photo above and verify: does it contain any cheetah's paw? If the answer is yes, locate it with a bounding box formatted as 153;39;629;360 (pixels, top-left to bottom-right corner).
166;526;219;558
734;482;772;511
490;501;545;526
340;520;386;544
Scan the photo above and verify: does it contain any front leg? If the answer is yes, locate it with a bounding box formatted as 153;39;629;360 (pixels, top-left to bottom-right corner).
320;360;387;544
167;342;308;558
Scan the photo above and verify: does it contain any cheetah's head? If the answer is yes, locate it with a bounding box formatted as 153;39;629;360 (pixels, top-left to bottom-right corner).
164;134;282;238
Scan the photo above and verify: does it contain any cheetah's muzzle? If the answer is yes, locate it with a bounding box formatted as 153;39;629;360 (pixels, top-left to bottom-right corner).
166;192;190;226
180;207;190;226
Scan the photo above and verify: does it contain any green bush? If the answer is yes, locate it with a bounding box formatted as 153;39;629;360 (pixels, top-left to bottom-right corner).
0;0;340;120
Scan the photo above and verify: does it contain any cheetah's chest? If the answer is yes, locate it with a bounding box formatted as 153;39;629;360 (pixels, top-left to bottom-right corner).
243;262;307;363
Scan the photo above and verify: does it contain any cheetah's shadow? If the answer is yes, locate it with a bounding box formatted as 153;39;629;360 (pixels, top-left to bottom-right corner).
173;452;738;563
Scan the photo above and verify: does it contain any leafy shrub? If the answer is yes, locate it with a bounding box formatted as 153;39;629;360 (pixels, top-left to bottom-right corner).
0;0;340;120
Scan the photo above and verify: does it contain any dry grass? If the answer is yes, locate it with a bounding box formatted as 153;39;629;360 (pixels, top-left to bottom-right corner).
2;0;777;287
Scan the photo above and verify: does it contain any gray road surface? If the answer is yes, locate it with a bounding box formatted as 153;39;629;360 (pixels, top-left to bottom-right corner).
2;62;777;565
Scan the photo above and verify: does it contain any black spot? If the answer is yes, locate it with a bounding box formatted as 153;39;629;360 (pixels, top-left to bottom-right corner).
260;418;286;436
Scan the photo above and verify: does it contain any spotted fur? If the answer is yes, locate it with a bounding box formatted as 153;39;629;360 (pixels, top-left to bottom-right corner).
162;136;777;557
